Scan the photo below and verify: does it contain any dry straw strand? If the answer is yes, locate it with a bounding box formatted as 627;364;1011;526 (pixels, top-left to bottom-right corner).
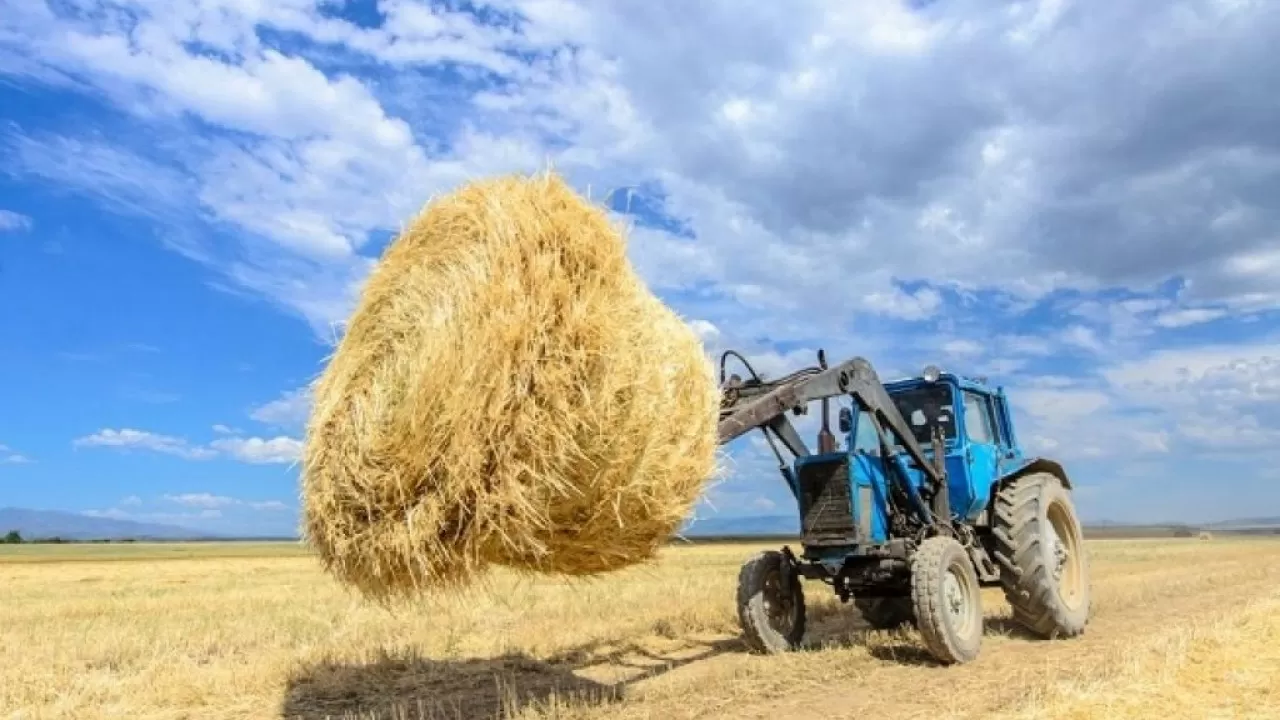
300;170;721;602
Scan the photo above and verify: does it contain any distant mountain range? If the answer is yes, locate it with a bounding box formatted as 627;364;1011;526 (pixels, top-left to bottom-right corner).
682;514;799;536
1204;516;1280;528
1085;516;1280;529
2;506;1277;543
0;507;225;541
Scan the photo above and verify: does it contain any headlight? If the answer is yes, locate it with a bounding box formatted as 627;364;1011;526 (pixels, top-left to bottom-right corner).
922;364;942;383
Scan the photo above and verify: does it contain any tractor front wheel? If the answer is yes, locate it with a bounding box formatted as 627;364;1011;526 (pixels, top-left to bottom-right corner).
736;550;806;654
910;535;984;665
991;471;1091;639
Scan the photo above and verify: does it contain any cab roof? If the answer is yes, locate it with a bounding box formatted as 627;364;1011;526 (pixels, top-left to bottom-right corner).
883;371;1001;396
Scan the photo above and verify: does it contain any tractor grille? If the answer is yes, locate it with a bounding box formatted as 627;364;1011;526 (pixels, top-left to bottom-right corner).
796;459;857;545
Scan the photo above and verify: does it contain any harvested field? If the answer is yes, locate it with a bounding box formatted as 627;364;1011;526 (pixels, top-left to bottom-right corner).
2;537;1278;720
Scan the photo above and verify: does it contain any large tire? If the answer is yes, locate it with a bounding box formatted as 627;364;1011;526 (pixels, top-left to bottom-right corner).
991;471;1090;639
736;550;806;654
910;535;984;665
854;596;915;630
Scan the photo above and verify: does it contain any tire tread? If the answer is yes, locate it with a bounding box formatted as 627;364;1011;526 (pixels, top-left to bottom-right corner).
990;472;1089;639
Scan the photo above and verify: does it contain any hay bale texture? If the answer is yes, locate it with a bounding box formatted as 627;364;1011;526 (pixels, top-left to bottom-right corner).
301;171;721;601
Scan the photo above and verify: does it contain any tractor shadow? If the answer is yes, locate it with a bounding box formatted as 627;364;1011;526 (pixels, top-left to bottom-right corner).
802;603;1045;668
983;615;1044;641
280;637;739;720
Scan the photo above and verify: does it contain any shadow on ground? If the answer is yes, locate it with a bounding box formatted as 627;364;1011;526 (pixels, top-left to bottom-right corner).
280;637;739;720
281;609;1051;717
803;604;1048;667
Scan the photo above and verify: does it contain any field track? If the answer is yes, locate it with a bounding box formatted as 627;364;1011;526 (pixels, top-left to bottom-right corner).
3;537;1278;719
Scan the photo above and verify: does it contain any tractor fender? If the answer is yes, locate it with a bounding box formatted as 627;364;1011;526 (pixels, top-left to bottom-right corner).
994;457;1073;491
975;457;1074;527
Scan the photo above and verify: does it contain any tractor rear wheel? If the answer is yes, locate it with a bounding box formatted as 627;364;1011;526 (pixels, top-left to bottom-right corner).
910;535;984;665
854;596;915;630
991;471;1090;639
736;550;806;654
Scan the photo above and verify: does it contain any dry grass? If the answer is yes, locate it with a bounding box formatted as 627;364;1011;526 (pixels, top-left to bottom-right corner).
996;589;1280;719
302;171;720;601
2;537;1278;720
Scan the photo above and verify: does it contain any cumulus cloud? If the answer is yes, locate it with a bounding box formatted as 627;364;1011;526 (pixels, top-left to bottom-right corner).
9;0;1280;519
0;442;33;464
164;493;241;509
73;428;218;460
162;493;289;511
82;493;293;530
0;209;32;231
209;436;303;465
82;507;223;521
7;0;1279;337
73;428;299;464
249;387;313;432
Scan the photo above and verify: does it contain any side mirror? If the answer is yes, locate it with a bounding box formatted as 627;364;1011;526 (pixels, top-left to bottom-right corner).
837;407;852;433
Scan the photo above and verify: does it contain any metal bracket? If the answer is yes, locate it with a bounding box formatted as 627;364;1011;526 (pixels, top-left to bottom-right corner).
778;545;799;597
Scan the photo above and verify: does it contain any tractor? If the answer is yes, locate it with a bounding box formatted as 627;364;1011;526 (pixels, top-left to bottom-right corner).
716;349;1090;665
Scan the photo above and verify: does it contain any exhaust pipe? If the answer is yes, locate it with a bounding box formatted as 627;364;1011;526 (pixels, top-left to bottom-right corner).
816;349;836;454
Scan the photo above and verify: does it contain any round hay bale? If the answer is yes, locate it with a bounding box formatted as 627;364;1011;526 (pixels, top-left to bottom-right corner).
301;171;721;601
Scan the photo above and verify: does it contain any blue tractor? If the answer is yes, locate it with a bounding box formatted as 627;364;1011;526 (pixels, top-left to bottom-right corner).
716;349;1090;665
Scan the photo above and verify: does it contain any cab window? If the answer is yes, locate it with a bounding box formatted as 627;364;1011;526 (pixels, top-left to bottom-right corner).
962;391;994;445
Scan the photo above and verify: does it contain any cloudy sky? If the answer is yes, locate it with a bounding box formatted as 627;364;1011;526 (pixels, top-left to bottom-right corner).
2;0;1279;536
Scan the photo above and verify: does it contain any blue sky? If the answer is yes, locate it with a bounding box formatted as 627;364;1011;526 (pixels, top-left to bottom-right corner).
3;0;1280;535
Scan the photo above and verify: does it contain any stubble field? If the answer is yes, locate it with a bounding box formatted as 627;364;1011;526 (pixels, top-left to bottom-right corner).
3;536;1278;720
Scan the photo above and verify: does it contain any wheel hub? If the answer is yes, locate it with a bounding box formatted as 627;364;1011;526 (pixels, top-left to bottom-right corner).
1045;499;1086;612
764;573;794;631
943;570;967;626
1048;522;1069;581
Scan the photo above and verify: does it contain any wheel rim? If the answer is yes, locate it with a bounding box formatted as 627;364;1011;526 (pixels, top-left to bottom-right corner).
762;569;797;635
1047;500;1085;610
943;562;978;638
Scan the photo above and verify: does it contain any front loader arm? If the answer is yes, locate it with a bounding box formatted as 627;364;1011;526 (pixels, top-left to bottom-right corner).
717;354;944;491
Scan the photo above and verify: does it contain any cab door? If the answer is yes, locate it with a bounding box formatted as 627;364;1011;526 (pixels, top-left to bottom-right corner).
958;390;1000;520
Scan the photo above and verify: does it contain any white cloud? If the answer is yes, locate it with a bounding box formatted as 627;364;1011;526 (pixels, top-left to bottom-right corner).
863;285;943;321
161;494;290;512
1007;383;1154;461
0;443;31;464
1154;307;1230;328
82;508;222;522
5;1;1280;328
72;429;217;460
249;387;312;431
209;436;303;465
0;209;32;231
80;494;294;532
1103;343;1280;409
942;339;985;359
1014;388;1112;421
1059;325;1106;354
8;1;1280;521
164;493;240;509
72;428;300;464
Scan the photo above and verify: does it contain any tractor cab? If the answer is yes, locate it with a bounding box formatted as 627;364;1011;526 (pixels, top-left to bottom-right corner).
837;365;1024;530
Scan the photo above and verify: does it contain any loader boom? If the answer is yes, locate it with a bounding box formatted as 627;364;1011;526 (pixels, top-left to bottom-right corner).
717;354;944;491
